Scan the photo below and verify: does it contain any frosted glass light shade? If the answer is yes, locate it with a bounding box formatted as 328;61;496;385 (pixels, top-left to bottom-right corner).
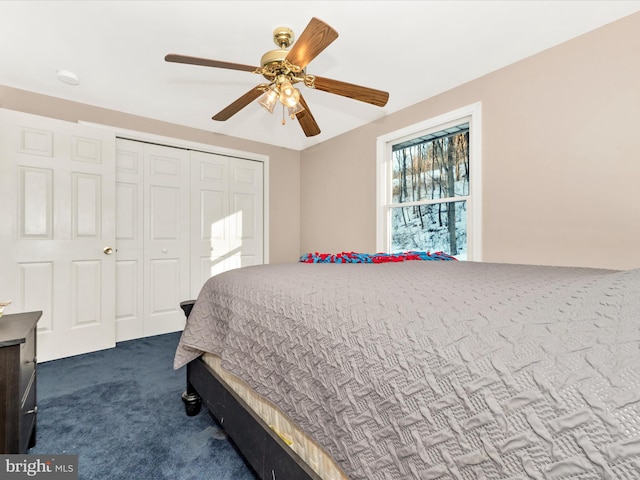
288;102;305;119
258;88;279;113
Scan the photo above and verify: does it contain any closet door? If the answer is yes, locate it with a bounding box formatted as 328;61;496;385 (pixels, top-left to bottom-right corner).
190;151;264;297
0;109;116;362
143;143;190;336
229;157;264;269
190;150;229;288
115;139;144;340
115;139;189;340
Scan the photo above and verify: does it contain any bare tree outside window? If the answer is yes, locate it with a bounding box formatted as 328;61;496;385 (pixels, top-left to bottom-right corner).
390;123;469;258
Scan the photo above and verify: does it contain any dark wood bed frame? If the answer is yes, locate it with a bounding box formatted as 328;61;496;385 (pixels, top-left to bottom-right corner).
179;300;321;480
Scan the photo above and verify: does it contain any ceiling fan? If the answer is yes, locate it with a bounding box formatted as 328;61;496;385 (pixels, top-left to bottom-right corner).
165;17;389;137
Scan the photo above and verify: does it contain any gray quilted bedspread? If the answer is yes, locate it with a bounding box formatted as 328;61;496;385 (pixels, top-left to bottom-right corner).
175;261;640;479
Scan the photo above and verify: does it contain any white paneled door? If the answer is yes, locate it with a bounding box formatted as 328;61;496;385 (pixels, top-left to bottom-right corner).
143;143;190;336
189;151;264;298
0;109;116;362
114;139;144;341
115;139;190;340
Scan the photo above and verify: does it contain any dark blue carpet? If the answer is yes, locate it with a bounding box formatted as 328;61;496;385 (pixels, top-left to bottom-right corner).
30;332;257;480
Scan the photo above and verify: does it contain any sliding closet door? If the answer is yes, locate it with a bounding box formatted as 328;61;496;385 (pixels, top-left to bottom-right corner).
0;108;116;362
190;151;264;297
115;139;189;341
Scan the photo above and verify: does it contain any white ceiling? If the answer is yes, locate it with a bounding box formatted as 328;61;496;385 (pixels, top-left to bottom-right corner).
2;1;639;151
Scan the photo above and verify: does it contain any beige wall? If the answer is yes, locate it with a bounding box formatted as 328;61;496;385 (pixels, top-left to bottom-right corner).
0;86;301;264
301;12;640;270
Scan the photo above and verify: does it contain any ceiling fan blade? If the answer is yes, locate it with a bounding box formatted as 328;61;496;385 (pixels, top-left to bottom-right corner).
285;17;338;69
312;76;389;107
212;87;264;121
165;53;258;73
295;95;321;137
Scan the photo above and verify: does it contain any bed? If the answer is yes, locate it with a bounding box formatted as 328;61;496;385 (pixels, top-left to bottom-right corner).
175;260;640;479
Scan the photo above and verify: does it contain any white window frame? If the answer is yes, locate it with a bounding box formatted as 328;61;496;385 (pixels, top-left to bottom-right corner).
376;102;482;260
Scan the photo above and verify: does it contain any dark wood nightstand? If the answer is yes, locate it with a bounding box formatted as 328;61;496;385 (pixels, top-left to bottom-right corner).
0;311;41;453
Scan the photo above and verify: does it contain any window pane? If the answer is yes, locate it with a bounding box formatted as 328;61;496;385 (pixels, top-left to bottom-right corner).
391;201;467;258
392;129;469;204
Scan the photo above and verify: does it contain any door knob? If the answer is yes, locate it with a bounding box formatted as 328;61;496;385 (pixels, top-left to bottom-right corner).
103;247;114;255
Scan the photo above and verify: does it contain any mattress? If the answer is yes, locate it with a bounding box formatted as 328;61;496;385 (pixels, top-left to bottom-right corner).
202;352;348;480
176;261;640;479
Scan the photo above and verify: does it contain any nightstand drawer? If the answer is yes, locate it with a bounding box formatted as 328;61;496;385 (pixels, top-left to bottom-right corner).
20;377;37;453
0;311;41;453
20;327;36;399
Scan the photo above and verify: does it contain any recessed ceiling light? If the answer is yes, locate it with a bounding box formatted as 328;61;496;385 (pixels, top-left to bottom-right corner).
57;70;80;85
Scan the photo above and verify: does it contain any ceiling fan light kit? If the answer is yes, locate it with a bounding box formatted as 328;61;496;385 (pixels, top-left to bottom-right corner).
165;17;389;137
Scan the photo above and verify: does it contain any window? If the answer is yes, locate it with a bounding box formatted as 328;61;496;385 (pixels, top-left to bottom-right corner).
376;103;481;260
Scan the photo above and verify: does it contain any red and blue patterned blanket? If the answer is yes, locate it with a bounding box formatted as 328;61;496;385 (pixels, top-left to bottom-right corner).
299;250;457;263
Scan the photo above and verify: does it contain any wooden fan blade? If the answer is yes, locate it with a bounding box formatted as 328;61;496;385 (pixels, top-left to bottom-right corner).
285;17;338;69
212;87;263;121
165;53;258;73
312;76;389;107
295;95;321;137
